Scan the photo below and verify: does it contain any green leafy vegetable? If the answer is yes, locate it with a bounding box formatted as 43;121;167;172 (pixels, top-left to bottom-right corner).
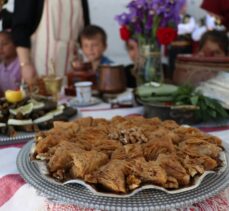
172;85;228;121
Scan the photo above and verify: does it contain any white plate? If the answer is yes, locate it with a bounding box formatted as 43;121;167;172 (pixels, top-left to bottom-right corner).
69;97;101;107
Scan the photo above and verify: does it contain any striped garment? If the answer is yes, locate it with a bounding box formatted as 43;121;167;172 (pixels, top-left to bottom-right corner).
31;0;84;78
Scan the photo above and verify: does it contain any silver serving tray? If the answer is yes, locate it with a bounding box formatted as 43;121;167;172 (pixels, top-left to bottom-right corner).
0;132;35;145
17;141;229;210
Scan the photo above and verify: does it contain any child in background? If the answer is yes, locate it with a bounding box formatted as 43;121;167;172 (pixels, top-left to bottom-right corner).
0;31;21;96
198;30;228;57
124;39;138;88
126;39;139;64
79;25;113;71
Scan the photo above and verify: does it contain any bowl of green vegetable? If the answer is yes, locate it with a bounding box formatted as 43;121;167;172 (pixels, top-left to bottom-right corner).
135;83;228;124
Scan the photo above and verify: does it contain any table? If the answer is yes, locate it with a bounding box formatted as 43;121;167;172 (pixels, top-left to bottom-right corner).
1;104;229;211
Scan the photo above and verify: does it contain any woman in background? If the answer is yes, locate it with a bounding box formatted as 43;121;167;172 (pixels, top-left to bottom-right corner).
0;0;14;31
12;0;90;86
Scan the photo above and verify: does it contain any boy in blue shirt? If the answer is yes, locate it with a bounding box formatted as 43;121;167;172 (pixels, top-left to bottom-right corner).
79;25;113;72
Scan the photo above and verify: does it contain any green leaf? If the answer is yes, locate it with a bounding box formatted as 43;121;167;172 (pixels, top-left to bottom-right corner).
215;104;228;118
199;99;207;110
190;96;199;105
209;110;217;118
204;98;216;109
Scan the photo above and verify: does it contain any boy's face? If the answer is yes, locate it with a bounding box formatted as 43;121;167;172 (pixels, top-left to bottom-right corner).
0;34;16;62
201;40;225;57
81;35;106;63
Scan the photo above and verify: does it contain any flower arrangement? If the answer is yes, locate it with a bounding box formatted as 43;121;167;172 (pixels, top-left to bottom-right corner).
115;0;185;47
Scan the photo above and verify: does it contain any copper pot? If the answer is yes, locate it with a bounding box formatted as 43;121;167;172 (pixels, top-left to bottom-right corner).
98;65;126;94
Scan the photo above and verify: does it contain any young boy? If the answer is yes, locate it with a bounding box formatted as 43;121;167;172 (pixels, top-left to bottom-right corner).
0;31;21;96
198;30;228;57
79;25;113;71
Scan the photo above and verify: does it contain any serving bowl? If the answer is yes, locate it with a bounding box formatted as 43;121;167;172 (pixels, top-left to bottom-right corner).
136;97;199;125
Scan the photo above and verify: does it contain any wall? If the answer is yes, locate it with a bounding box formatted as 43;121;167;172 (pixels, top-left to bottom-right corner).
187;0;206;19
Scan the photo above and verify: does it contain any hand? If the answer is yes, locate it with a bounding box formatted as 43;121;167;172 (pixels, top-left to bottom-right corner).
20;64;37;87
17;47;37;86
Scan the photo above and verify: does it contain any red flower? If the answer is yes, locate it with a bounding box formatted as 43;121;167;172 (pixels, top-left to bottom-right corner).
156;27;177;45
119;26;131;41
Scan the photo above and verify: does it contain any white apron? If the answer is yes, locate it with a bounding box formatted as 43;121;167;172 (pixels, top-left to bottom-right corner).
31;0;84;78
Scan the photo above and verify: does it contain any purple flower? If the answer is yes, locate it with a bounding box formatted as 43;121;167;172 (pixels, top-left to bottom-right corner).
145;14;153;30
134;22;143;34
115;0;185;44
115;13;131;25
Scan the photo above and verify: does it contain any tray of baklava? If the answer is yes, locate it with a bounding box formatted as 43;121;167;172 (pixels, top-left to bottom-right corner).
27;116;227;197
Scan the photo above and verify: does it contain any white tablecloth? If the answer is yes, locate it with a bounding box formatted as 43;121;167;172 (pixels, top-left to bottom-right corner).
1;105;229;211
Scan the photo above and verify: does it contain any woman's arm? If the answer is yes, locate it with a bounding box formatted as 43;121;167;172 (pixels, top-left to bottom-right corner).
12;0;44;48
16;47;36;86
12;0;44;85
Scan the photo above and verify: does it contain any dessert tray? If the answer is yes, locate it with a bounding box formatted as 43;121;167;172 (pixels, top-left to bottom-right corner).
17;115;229;210
17;133;229;211
30;144;227;197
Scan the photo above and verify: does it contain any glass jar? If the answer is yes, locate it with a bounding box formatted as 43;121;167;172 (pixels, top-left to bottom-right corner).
137;44;163;85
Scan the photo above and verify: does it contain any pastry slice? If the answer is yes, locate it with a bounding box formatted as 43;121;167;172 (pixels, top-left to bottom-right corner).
126;157;167;186
70;150;109;179
156;153;190;186
85;159;127;193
